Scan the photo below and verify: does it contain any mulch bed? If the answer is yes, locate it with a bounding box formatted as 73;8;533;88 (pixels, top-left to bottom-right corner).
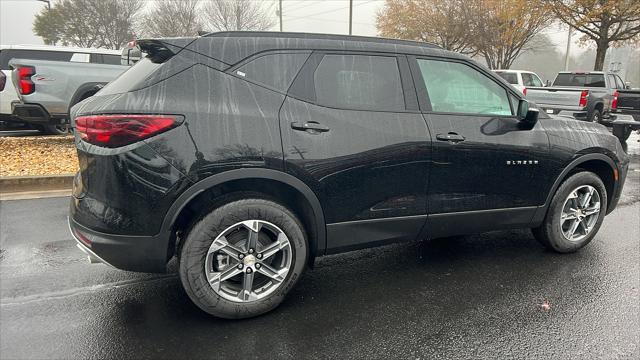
0;135;78;177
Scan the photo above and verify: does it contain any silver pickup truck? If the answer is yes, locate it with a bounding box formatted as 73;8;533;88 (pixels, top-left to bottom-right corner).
9;57;129;134
526;71;626;123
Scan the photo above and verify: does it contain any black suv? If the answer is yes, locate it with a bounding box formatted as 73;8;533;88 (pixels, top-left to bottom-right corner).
69;32;629;318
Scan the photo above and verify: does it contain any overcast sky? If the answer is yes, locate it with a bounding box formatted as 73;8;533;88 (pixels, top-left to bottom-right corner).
1;0;581;53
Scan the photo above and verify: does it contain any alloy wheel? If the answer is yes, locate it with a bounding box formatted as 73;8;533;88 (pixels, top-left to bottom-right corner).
204;220;292;302
559;185;601;242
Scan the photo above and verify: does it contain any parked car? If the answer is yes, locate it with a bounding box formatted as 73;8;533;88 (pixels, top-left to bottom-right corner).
68;32;629;319
0;45;122;134
611;88;640;141
493;69;544;95
526;71;624;123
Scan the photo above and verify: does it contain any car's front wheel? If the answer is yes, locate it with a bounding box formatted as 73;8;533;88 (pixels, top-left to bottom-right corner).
532;171;607;253
179;197;308;319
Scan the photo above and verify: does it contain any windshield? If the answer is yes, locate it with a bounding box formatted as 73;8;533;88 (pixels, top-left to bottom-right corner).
495;72;518;84
553;73;606;87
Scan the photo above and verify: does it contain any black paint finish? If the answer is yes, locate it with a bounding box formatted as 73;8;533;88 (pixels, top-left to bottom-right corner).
68;32;629;273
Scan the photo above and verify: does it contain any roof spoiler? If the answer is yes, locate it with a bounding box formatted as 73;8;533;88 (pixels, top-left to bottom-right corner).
132;38;197;64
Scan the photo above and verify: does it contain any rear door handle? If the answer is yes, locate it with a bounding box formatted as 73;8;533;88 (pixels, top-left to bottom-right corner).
291;121;330;133
436;132;465;143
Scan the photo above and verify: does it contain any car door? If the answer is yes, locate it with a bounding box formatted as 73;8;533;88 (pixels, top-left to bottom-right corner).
408;57;550;238
280;52;431;253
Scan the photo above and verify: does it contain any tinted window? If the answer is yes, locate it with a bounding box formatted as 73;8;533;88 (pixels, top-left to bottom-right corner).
553;73;606;87
313;54;405;111
496;72;518;84
0;49;73;70
235;52;310;92
522;73;543;87
608;75;617;89
417;59;512;115
99;58;161;95
90;53;122;65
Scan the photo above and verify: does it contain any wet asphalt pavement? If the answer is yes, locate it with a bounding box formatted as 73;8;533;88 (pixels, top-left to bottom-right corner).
1;134;639;359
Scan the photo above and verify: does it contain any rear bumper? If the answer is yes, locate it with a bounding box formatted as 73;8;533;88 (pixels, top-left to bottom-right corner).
69;216;171;273
11;102;52;124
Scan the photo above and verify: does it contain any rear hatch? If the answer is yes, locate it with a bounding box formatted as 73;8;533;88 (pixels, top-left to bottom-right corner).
525;87;584;107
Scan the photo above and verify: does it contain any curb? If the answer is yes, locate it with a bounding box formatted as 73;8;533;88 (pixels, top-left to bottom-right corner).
0;174;75;194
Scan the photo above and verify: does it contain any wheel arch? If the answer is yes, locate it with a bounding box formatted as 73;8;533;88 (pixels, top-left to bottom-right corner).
161;168;326;267
68;82;107;115
533;153;618;224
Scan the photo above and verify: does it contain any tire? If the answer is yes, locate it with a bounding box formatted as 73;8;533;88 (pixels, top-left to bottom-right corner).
587;108;602;123
532;171;607;253
612;125;632;142
38;123;69;135
179;197;308;319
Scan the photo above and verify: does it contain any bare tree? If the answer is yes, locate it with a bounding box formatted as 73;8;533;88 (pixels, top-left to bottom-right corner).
202;0;276;32
140;0;203;37
547;0;640;71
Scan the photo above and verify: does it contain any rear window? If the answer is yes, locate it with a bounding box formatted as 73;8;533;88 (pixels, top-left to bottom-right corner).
0;49;73;70
98;58;161;95
496;72;518;84
553;73;606;87
90;53;122;65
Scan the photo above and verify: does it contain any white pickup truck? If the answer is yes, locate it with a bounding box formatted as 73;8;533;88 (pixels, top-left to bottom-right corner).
1;45;124;134
526;71;625;123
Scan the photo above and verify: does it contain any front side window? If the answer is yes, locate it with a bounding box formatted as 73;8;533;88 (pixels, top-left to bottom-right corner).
417;59;512;116
313;54;405;111
522;73;543;87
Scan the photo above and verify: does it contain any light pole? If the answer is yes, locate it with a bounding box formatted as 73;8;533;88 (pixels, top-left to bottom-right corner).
36;0;51;10
348;0;353;35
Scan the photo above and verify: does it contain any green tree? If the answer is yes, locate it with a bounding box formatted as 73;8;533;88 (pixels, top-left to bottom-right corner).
32;0;143;49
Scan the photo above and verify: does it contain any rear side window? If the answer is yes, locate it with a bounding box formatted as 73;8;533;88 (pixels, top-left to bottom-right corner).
235;52;310;93
0;49;73;70
313;54;405;111
496;72;518;84
614;75;625;89
417;59;512;116
522;73;543;87
608;75;617;89
553;73;606;87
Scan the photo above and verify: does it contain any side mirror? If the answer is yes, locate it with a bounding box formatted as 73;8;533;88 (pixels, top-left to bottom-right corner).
545;80;551;87
625;81;631;89
517;99;539;125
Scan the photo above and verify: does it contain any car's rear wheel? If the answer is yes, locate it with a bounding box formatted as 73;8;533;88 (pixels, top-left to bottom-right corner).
179;197;308;319
532;171;607;253
37;123;69;135
587;109;602;123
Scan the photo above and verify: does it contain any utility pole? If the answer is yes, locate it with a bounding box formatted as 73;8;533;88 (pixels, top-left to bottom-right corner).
37;0;51;10
564;28;572;71
279;0;283;32
348;0;353;35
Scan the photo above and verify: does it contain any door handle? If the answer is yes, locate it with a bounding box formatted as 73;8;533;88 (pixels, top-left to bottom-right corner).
291;121;330;133
436;132;465;143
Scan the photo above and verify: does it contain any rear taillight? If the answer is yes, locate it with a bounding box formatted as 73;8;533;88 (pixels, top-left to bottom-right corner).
522;87;527;96
579;90;589;107
17;66;35;95
75;114;182;148
611;90;619;110
0;72;6;91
